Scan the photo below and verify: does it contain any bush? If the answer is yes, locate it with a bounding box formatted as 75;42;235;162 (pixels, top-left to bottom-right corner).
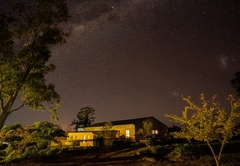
46;147;63;156
168;143;204;156
136;145;172;158
164;143;207;162
38;149;48;156
20;150;38;159
0;143;8;150
112;140;132;148
4;150;16;163
136;147;154;157
3;147;68;163
0;150;6;156
58;147;68;154
136;143;207;162
220;153;240;164
198;155;215;164
3;144;26;163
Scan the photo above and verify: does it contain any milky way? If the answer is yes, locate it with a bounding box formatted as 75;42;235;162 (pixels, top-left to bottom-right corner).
3;0;240;130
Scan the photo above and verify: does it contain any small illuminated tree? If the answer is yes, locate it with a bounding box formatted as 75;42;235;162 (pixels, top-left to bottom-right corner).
165;94;240;166
102;120;113;148
138;119;153;147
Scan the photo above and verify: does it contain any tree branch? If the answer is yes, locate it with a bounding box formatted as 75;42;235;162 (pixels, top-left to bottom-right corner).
10;104;24;114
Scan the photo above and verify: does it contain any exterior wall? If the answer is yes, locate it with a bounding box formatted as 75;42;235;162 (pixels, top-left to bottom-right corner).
67;132;96;147
85;124;135;139
112;124;135;139
134;117;168;141
81;117;169;144
149;117;168;139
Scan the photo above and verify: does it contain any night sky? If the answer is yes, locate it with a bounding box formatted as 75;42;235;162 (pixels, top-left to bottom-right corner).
2;0;240;130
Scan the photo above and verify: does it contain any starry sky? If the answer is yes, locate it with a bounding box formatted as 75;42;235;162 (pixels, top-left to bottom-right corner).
3;0;240;130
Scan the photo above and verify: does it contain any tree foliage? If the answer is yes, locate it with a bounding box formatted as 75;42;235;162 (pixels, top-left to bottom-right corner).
32;121;65;148
102;120;113;148
231;71;240;96
0;121;65;160
138;119;153;147
0;0;70;129
71;107;95;130
165;94;240;166
102;120;113;138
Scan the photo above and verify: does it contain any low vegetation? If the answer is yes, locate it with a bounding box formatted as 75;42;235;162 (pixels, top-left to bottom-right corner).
0;121;66;163
1;140;240;165
136;140;240;165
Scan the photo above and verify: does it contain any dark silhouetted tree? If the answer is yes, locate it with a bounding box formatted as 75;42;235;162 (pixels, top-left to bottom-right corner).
71;107;95;130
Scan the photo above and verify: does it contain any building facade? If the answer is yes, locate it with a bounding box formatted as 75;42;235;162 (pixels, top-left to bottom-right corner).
58;116;168;147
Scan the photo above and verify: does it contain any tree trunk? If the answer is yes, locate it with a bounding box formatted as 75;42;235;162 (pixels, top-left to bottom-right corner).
218;141;226;164
0;111;10;129
0;91;20;129
207;141;219;166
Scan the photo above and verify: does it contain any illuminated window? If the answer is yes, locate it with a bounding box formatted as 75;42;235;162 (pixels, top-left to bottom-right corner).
88;135;91;139
126;130;130;138
83;135;86;143
152;130;158;134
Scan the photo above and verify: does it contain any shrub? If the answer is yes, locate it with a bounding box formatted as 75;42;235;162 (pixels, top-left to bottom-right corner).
58;147;68;154
220;153;240;164
165;143;208;162
170;143;197;155
38;149;48;156
0;143;8;150
198;155;215;164
137;147;154;157
0;150;6;156
3;146;68;163
4;150;16;163
136;145;172;158
46;147;61;156
137;143;207;162
112;140;132;148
